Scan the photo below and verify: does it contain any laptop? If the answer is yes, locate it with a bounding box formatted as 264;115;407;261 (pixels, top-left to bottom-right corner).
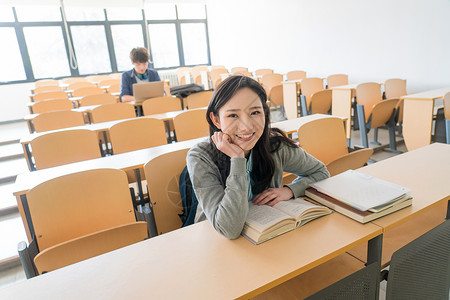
132;81;165;103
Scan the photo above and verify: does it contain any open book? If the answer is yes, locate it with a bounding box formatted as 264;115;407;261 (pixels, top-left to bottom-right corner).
242;198;332;245
305;170;412;223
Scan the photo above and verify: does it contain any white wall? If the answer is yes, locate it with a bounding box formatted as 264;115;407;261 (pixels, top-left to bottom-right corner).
207;0;450;93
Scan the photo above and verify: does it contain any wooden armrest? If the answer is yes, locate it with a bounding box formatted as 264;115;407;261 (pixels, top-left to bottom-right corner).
326;148;373;177
34;222;148;274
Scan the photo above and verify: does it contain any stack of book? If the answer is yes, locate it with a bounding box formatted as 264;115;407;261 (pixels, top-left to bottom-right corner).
305;170;412;223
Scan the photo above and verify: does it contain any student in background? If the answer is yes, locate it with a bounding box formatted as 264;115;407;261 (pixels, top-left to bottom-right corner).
120;47;160;103
186;75;329;239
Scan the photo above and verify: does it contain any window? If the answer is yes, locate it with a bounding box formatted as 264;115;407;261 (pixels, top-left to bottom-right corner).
145;4;176;20
0;28;26;82
15;5;61;22
64;7;105;21
148;24;180;68
107;8;142;21
71;25;111;74
177;4;206;19
180;23;209;65
23;27;70;78
0;6;14;22
111;24;145;71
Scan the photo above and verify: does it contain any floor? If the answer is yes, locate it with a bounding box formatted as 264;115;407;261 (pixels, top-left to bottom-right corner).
0;118;405;296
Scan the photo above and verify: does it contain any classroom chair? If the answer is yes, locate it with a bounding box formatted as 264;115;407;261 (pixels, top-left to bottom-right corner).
307;89;333;115
185;91;214;109
190;65;209;79
297;117;373;176
107;83;120;94
71;86;104;98
299;78;324;116
34;79;59;88
90;103;135;123
444;92;450;144
163;80;172;96
384;78;407;99
109;118;167;154
286;70;307;81
85;74;111;83
193;70;210;89
78;93;117;107
98;79;120;88
32;110;85;133
61;77;88;85
210;68;229;89
384;220;449;300
210;65;226;70
260;73;283;96
355;82;399;150
144;148;189;234
142;96;182;115
231;67;248;74
173;109;209;142
31;99;73;114
33;85;62;94
326;74;349;88
30;129;102;170
67;81;95;91
254;68;273;76
17;168;149;277
268;84;286;119
176;67;192;85
33;91;68;102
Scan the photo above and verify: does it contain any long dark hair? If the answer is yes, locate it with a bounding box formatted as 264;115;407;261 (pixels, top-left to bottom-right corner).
205;75;297;195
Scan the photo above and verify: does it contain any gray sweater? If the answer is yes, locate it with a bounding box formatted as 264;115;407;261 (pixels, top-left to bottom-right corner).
186;140;330;239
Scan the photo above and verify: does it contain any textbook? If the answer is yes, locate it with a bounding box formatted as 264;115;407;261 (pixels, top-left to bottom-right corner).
242;198;332;245
305;170;412;223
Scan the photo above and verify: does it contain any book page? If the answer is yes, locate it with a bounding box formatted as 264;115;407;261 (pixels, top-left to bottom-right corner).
245;203;295;232
310;170;411;211
272;198;323;218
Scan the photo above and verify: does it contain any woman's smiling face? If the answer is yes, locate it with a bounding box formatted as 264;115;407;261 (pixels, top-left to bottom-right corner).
210;87;266;155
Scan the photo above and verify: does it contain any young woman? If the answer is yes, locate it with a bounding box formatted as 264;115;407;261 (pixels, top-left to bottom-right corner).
186;75;329;239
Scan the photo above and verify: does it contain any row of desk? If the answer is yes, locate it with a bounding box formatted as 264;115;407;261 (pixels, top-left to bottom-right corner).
2;142;448;299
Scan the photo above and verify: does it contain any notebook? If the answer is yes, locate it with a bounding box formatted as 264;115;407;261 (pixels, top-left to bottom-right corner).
132;81;164;103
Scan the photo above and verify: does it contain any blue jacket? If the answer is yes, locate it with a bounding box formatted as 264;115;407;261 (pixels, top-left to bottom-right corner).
120;68;161;98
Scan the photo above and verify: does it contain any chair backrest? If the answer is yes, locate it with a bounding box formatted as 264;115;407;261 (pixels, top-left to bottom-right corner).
30;129;101;170
90;103;136;123
211;65;227;71
78;93;116;107
185;91;214;109
386;220;450;300
176;67;191;85
35;79;59;87
173;109;209;142
355;82;383;122
98;79;120;87
190;65;209;78
286;70;307;81
297;117;349;165
231;67;248;74
71;87;104;98
32;99;73;114
142;96;182;115
33;110;85;133
210;69;229;89
384;79;407;99
310;89;332;114
254;69;273;76
108;83;120;93
109;118;167;154
34;85;62;94
33;91;68;102
26;169;137;251
144;148;189;234
260;73;283;95
326;74;348;88
61;77;88;84
444;92;450;120
67;82;95;90
301;78;324;109
85;75;111;83
370;98;398;128
269;84;283;107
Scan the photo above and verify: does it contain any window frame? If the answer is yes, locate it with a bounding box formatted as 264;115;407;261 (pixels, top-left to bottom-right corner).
0;5;211;85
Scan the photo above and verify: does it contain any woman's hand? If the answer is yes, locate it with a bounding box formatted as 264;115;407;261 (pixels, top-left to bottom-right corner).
211;131;245;158
252;187;294;206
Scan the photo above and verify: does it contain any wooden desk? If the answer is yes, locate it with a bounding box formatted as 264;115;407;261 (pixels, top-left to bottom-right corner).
401;87;450;151
0;210;381;299
346;142;450;267
274;113;347;136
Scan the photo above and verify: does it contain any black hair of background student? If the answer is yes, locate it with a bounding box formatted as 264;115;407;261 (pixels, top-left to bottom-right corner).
206;75;298;195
